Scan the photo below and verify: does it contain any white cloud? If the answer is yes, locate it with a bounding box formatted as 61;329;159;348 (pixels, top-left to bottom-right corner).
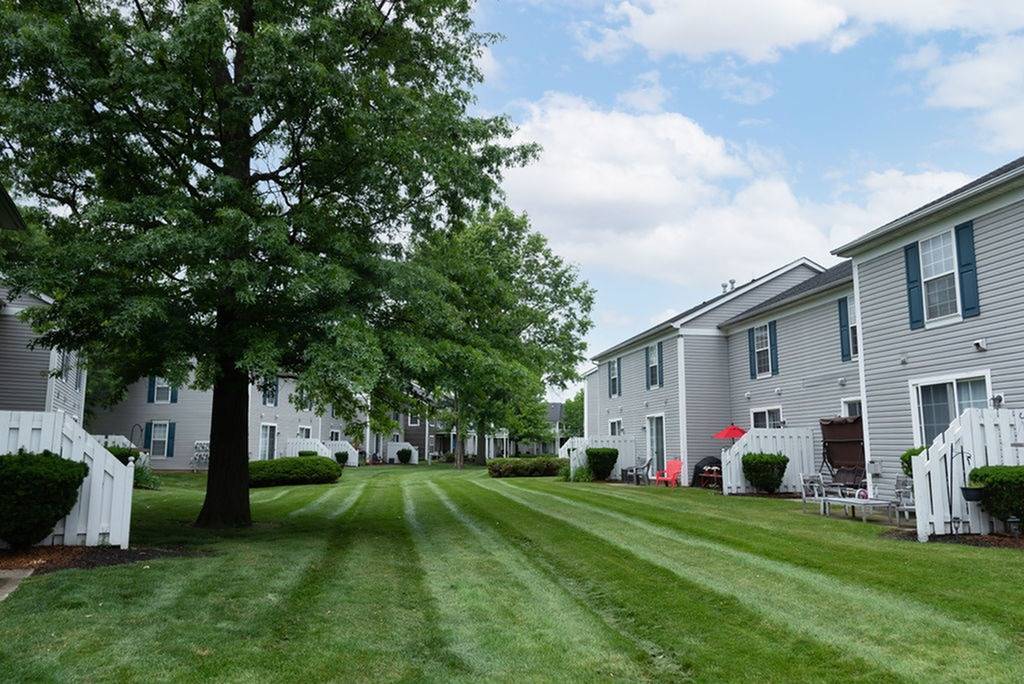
579;1;1024;63
476;46;501;83
903;35;1024;151
504;94;971;287
703;64;775;105
616;71;670;112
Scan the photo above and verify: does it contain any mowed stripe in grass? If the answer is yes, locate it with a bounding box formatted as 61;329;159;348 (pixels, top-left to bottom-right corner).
475;476;1024;682
401;478;666;682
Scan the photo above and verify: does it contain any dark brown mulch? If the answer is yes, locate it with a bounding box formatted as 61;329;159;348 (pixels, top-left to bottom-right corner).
882;528;1024;549
0;545;197;575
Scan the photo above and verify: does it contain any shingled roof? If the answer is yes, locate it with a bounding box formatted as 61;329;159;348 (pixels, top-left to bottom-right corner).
0;184;27;231
722;260;852;328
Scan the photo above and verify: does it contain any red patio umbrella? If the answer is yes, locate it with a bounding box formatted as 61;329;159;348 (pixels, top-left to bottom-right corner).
712;424;746;442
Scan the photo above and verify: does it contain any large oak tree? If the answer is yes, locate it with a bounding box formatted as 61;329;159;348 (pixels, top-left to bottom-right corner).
0;0;531;526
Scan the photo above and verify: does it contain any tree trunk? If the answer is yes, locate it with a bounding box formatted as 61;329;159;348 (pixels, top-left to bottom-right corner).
475;421;487;466
195;360;252;527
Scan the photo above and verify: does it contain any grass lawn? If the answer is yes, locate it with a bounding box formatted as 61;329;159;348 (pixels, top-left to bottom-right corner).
2;465;1024;682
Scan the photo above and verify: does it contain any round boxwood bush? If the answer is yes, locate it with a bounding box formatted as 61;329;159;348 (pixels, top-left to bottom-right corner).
969;465;1024;523
741;452;789;493
900;446;926;477
585;447;618;481
249;456;342;488
106;445;142;466
0;450;89;549
334;451;349;466
397;448;413;465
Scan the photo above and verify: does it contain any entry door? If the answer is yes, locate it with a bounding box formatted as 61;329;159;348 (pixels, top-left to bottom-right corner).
259;424;277;460
648;416;665;470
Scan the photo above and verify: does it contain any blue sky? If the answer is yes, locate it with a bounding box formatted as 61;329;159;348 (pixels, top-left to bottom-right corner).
469;1;1024;399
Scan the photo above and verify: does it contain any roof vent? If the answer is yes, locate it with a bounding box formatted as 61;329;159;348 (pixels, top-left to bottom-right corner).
721;283;728;294
729;279;736;291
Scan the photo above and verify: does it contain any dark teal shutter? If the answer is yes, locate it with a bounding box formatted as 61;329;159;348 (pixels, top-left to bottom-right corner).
143;421;153;449
904;243;925;330
644;346;650;390
838;298;851;362
955;220;980;318
273;378;280;406
747;328;756;379
616;358;622;396
146;376;156;403
768;321;779;376
170;386;179;404
607;361;613;398
656;341;664;387
167;423;176;458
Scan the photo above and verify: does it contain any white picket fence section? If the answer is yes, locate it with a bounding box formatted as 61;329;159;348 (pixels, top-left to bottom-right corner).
0;411;135;548
325;440;359;467
566;436;637;479
721;428;815;495
385;441;420;464
285;438;332;458
913;407;1024;542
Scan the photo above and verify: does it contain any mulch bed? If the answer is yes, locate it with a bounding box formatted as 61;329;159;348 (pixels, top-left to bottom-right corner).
882;528;1024;549
0;545;197;575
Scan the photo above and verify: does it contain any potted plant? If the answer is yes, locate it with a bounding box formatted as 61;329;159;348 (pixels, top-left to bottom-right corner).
961;484;985;502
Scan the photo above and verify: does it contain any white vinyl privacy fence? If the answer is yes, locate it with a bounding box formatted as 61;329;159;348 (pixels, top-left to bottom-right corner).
913;407;1024;542
385;441;419;464
325;440;359;466
721;428;815;495
565;436;637;479
0;411;135;548
285;438;332;458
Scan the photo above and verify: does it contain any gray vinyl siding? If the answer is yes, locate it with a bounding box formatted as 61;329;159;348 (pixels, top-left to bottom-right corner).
680;264;821;330
87;378;215;471
319;408;350;445
682;335;731;482
857;196;1024;498
726;288;861;473
250;378;322;459
0;312;50;412
594;335;681;469
585;371;600;437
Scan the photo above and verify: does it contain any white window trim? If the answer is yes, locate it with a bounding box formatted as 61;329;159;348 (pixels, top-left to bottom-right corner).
754;324;773;379
644;412;666;468
259;422;278;460
297;425;312;439
150;420;170;459
907;369;992;448
750;406;783;429
609;358;621;397
154;377;172;404
918;228;963;328
608;418;622;436
408;415;421;427
845;296;860;361
261;383;278;407
646;345;660;389
329;429;342;442
839;396;863;418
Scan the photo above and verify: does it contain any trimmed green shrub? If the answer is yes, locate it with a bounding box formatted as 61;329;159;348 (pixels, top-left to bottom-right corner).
334;451;349;466
510;453;557;459
444;453;456;463
741;452;789;493
249;456;342;488
397;448;413;465
487;457;562;478
585;447;618;481
106;445;142;466
297;450;319;458
900;446;926;477
133;465;161;490
0;450;89;549
970;465;1024;523
571;465;594;483
557;460;571;481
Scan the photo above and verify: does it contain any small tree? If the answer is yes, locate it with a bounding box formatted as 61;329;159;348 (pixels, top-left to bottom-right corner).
561;389;585;438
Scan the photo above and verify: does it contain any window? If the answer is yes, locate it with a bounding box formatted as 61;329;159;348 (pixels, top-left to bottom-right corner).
409;415;421;427
298;425;312;439
751;408;782;429
261;381;278;407
754;324;772;377
74;363;83;391
645;345;658;388
609;419;622;436
154;377;172;404
912;374;990;445
919;232;959;321
847;297;859;358
329;429;341;442
150;421;169;458
259;424;277;460
841;398;862;418
609;359;620;397
647;415;665;470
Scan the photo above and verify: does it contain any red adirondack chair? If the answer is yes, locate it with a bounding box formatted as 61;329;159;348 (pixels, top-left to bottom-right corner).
654;459;683;488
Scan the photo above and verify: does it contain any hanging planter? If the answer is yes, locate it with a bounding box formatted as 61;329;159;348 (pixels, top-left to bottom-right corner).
961;485;985;502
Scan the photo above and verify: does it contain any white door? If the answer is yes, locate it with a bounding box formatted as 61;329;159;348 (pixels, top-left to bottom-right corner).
647;416;665;470
259;424;277;460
